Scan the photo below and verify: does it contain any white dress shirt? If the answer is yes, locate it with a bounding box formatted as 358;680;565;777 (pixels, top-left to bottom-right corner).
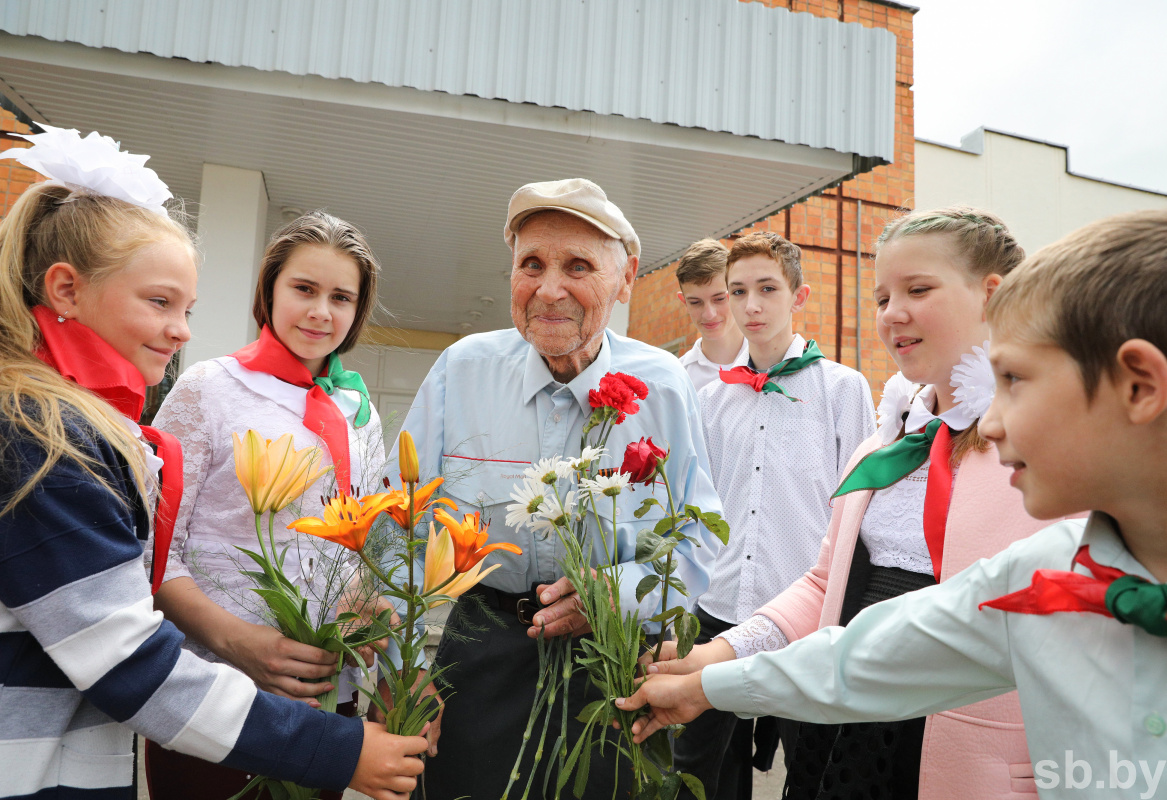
679;337;750;392
696;334;875;624
703;513;1167;798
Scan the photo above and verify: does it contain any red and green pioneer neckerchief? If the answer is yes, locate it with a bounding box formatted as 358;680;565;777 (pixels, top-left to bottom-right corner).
718;339;824;402
832;418;956;582
980;545;1167;637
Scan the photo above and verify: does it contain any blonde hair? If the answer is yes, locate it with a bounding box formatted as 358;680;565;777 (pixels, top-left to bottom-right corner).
252;211;380;355
988;209;1167;399
675;238;729;287
876;206;1025;465
726;232;803;291
0;183;195;516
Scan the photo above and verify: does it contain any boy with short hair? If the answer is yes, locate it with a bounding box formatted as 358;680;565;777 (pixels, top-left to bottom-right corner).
621;210;1167;799
676;238;748;391
676;232;875;799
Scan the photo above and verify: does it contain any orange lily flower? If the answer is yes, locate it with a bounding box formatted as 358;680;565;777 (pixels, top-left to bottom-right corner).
233;430;332;514
422;523;503;606
287;492;398;551
434;508;523;573
382;476;457;529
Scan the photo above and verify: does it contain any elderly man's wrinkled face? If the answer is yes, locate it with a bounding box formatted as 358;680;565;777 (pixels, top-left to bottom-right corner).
511;211;635;370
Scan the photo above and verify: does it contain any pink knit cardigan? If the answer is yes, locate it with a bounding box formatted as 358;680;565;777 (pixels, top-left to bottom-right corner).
756;434;1062;799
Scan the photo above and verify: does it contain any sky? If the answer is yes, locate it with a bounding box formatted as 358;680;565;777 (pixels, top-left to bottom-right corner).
909;0;1167;195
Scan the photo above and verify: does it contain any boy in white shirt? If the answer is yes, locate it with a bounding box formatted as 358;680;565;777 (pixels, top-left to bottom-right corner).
676;238;749;391
676;232;875;799
621;211;1167;800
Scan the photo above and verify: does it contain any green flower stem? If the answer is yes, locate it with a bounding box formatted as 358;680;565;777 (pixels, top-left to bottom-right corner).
653;468;679;662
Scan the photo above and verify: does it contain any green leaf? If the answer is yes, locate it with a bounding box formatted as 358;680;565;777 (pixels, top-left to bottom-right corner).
649;536;680;562
676;612;700;659
653;516;681;537
645;728;674;770
634;497;662;519
680;772;707;800
666;576;688;596
660;772;682;800
699;512;730;545
575;699;606;724
635;575;659;603
636;530;664;563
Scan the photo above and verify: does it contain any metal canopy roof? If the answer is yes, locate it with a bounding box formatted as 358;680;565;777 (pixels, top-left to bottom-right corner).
0;0;896;336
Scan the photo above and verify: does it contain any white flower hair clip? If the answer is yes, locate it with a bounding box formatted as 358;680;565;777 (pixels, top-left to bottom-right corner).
875;371;917;445
950;341;995;421
0;124;172;216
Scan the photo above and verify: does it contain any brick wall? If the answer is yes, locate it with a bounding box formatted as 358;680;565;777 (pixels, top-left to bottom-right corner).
627;0;915;395
0;109;38;217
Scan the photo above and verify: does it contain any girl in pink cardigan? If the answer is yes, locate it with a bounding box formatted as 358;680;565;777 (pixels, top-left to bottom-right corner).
652;207;1053;800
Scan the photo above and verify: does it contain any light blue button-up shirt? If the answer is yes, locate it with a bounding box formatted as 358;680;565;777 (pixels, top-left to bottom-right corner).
387;328;724;624
703;512;1167;798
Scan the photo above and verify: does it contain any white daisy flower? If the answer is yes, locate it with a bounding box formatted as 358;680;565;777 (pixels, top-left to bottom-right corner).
581;473;630;500
950;341;995;422
571;446;607;470
524;457;560;485
554;459;578;481
541;490;578;528
876;372;917;445
506;479;549;529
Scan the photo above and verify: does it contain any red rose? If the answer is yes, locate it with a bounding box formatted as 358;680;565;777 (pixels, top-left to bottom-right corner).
589;372;650;424
620;437;668;485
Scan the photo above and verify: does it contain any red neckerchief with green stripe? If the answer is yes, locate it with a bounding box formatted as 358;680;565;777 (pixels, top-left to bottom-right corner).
832;417;956;581
980;545;1167;636
718;339;824;401
232;326;370;496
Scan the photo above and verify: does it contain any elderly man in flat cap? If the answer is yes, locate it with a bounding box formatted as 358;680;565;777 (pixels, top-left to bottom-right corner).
388;178;723;799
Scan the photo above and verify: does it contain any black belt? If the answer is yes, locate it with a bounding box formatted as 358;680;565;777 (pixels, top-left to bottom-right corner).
464;583;544;626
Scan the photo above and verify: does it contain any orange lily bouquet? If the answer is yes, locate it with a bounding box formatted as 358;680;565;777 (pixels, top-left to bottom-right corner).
229;431;400;800
287;431;522;739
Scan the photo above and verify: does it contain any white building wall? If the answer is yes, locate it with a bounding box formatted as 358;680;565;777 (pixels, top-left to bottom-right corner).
915;129;1167;253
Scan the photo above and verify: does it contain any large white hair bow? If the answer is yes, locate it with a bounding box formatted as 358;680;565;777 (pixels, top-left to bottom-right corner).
0;124;171;216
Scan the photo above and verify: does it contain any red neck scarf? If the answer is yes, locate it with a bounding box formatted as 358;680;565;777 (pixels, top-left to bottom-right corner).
231;326;354;495
980;544;1167;636
32;305;182;594
922;423;956;581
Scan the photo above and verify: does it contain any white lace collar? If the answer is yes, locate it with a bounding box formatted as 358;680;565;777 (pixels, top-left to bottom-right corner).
875;341;994;444
216;355;362;422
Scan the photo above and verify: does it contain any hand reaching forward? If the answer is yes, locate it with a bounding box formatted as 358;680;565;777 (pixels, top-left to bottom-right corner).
638;638;737;676
615;671;713;744
349;722;428;800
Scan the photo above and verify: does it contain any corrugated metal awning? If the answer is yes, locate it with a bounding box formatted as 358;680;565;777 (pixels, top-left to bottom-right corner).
0;0;896;335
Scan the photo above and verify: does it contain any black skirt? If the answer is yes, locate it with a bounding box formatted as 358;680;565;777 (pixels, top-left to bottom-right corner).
783;538;937;800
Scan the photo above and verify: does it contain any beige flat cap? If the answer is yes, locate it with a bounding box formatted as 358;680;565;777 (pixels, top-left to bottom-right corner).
504;178;640;258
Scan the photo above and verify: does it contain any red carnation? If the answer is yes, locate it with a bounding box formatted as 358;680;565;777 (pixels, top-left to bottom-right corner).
588;372;650;424
620;437;668;485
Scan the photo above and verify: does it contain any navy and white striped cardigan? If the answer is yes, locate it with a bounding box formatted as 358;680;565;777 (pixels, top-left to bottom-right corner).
0;410;363;798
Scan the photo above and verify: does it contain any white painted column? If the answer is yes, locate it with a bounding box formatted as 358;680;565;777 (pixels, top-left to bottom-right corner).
183;164;268;367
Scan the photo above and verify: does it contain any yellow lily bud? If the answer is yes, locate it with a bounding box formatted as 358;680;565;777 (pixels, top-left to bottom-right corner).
399;430;420;484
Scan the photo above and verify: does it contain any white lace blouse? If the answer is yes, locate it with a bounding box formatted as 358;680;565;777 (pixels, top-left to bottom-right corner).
151;357;387;674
